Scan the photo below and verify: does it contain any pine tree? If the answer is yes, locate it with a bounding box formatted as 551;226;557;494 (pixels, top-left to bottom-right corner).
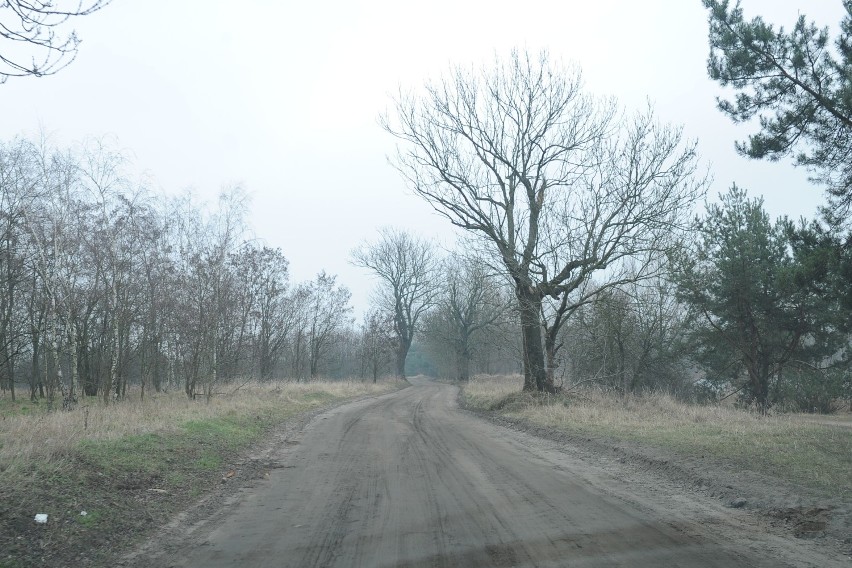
673;186;846;410
704;0;852;221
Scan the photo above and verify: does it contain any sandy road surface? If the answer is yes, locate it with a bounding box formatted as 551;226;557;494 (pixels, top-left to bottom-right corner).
150;378;845;568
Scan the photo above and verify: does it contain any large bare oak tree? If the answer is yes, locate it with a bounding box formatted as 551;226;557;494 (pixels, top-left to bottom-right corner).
383;50;706;392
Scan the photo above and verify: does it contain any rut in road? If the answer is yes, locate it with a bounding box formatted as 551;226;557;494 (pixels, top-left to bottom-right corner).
161;378;843;568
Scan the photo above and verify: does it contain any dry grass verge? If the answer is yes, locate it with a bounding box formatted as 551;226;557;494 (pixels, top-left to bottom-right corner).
462;374;851;499
0;378;404;568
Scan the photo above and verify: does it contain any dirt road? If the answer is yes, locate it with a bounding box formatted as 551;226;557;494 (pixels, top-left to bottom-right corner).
145;378;845;567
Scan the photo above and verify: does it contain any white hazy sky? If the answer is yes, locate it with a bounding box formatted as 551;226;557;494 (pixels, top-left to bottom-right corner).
1;1;845;314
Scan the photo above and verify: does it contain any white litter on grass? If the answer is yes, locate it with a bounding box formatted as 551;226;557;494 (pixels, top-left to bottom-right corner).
80;511;87;516
34;514;48;524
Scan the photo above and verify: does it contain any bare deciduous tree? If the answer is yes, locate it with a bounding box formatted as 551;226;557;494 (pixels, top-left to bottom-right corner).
0;139;36;402
383;50;706;392
358;309;394;383
425;255;508;381
352;228;438;378
306;271;353;379
231;245;291;380
0;134;363;407
0;0;112;83
562;274;693;394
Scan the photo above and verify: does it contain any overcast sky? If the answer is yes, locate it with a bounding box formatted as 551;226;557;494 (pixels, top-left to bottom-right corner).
1;1;845;314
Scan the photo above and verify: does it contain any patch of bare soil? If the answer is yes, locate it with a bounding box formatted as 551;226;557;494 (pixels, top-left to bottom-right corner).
460;401;852;560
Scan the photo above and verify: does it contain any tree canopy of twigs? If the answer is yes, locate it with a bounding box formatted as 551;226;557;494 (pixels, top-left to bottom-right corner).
0;0;111;83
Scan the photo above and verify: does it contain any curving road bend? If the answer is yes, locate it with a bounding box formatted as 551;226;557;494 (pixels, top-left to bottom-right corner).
164;378;838;568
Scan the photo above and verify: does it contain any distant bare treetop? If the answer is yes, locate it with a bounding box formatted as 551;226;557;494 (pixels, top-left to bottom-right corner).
0;0;111;83
351;228;439;378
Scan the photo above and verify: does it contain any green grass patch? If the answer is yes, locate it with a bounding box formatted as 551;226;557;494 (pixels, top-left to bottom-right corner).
183;417;262;447
0;397;42;418
194;451;222;471
301;391;336;403
77;509;101;528
166;471;187;486
78;433;171;476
